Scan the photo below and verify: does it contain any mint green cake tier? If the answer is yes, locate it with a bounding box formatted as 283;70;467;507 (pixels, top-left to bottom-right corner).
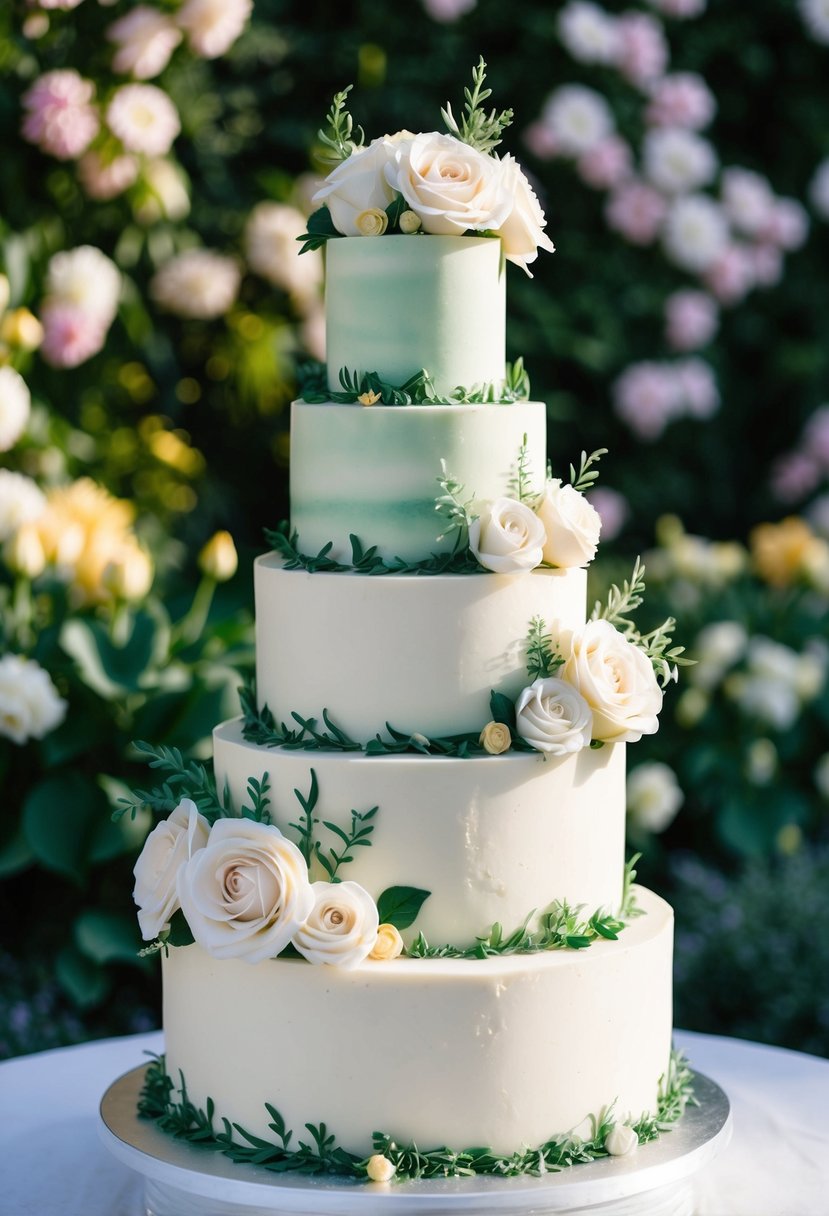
325;235;506;398
290;399;546;562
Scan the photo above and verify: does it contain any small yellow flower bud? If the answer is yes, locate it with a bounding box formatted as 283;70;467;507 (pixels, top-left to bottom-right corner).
4;525;46;579
369;923;404;961
103;545;154;601
0;274;9;316
0;308;44;352
357;389;382;406
398;209;422;234
366;1154;396;1183
356;208;389;237
198;530;238;582
479;720;511;755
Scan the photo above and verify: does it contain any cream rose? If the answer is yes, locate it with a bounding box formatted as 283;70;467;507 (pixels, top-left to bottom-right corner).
312;136;401;236
495;155;556;274
356;208;389;236
366;1154;396;1182
479;720;512;754
562;619;663;743
384;131;513;236
369;922;404;960
292;880;379;969
514;677;593;755
536;479;602;568
133;799;210;941
468;497;546;573
177;818;314;962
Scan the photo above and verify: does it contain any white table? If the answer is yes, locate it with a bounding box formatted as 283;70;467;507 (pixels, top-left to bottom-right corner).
0;1029;826;1216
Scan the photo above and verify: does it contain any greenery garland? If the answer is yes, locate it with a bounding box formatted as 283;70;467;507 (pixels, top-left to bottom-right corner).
138;1049;695;1181
296;358;530;406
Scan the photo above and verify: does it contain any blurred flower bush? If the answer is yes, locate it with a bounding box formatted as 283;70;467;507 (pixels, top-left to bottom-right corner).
1;0;828;1053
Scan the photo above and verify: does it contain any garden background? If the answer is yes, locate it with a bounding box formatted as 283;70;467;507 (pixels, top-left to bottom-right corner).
1;0;828;1058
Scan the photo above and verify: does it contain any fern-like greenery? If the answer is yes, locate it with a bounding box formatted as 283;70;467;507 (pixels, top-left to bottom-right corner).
297;360;530;406
441;57;514;154
525;616;562;680
115;741;225;822
317;84;364;164
591;557;692;687
314;805;378;882
569;448;608;493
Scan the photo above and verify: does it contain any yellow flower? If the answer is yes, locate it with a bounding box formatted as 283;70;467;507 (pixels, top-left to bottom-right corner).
198;530;238;581
750;517;825;588
357;389;381;406
355;208;389;237
0;308;44;351
33;479;140;605
479;720;511;754
399;209;422;234
4;524;46;579
103;542;154;601
369;923;404;961
365;1154;396;1183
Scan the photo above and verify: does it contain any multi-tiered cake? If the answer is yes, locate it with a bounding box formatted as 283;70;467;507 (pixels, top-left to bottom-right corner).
132;65;689;1182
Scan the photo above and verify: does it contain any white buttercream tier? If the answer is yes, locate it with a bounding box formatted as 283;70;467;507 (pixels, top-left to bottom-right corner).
214;718;626;947
290;399;546;564
325;235;506;399
254;559;587;740
162;887;673;1158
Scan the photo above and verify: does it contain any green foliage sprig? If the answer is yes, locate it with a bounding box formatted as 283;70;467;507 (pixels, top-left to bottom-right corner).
318;84;364;164
240;773;271;823
314;805;378;882
296;206;342;255
266;522;485;576
288;769;319;866
115;741;225;823
297;360;530;406
525;616;562;680
569;448;608;494
441;57;514;155
435;461;475;543
508;431;537;505
591;558;691;688
139;1047;692;1180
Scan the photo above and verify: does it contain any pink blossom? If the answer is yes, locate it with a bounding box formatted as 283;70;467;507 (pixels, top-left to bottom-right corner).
646;0;706;16
21;70;100;161
804;406;829;467
37;0;85;8
107;7;182;80
646;73;716;129
721;167;775;237
420;0;477;19
77;149;139;200
703;244;755;306
770;452;822;503
523;121;562;161
107;84;180;156
577;135;632;190
748;243;783;288
39;302;108;368
613;362;683;440
605;180;668;245
176;0;253;56
665;290;719;351
614;12;669;89
760;198;810;251
586;487;630;542
675;358;719;418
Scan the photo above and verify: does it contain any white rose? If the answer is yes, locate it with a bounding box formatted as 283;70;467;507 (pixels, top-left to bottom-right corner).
562;619;663;743
132;798;210;940
0;471;46;542
0;366;32;453
494;155;556;274
384;131;513;236
312;136;400;236
514;676;593;755
626;762;683;833
535;479;601;568
468;497;546;573
0;653;67;745
292;881;379;969
177;818;314;963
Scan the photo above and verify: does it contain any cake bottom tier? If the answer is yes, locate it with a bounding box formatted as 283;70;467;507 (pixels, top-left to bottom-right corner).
162;887;673;1158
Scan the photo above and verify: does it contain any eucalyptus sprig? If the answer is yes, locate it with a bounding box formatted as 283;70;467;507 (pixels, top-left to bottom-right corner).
508;432;538;505
317;84;364;164
525;615;562;680
591;558;691;687
441;57;514;155
435;461;475;542
591;556;647;635
314;804;379;882
569;448;608;494
240;773;271;823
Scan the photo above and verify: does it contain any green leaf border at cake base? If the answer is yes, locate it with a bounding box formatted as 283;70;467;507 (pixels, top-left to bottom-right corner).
138;1049;695;1181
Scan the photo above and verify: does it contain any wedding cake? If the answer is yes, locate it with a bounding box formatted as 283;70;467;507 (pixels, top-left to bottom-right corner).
131;64;691;1183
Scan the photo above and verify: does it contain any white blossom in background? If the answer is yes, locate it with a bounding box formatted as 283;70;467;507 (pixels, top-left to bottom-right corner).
107;6;182;79
46;246;121;327
135;158;191;224
77;149;139;200
613;361;683;440
720;167;776;237
647;0;706;14
577;135;632;190
690;621;748;691
665;289;719;350
245;203;323;303
557;1;619;64
39;303;108;368
420;0;477;20
540;86;615;157
643;128;718;195
21;69;100;161
301;302;325;361
663;193;728;272
809;158;829;219
770;451;822;504
803;406;829;468
107;83;181;156
761;198;810;252
176;0;253;57
725;637;827;732
0;367;32;453
814;753;829;800
605;180;668;245
748;242;783;289
39;0;85;8
799;0;829;44
150;249;241;319
0;471;46;541
614;12;669;89
627;762;683;832
645;74;716;130
0;654;67;745
744;738;778;786
703;244;755;306
585;486;629;543
674;357;720;418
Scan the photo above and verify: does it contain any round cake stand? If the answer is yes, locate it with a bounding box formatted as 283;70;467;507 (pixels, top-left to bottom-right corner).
99;1065;731;1216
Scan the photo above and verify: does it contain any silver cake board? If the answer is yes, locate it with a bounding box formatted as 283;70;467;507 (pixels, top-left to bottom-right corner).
99;1064;731;1216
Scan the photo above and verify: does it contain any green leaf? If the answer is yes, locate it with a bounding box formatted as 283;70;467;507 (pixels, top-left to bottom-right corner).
166;908;195;947
74;909;148;968
56;944;111;1008
60;609;166;699
0;824;35;877
489;690;516;729
376;886;431;930
22;772;110;884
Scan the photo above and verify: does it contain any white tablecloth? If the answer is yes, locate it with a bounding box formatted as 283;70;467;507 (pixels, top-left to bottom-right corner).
0;1029;827;1216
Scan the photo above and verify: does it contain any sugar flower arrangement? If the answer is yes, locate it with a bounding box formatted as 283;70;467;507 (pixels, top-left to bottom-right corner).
298;59;555;275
